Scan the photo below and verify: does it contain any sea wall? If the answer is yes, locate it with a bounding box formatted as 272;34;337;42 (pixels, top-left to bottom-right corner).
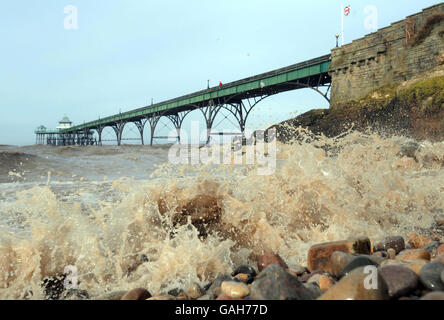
329;3;444;109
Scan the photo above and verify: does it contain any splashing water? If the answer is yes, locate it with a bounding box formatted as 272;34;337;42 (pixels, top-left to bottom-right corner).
0;132;443;299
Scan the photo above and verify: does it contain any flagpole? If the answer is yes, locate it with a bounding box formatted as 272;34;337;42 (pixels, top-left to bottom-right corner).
341;4;344;46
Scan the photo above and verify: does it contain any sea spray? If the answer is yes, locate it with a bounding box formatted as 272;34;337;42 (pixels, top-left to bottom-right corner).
0;132;443;299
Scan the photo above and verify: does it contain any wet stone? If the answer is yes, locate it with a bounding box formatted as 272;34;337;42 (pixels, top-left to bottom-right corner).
318;267;389;300
299;270;323;282
378;265;419;299
62;289;90;300
167;288;184;297
250;264;316;300
232;265;257;284
257;252;288;272
435;253;444;264
303;282;323;299
408;234;433;249
420;291;444;300
307;237;371;273
396;249;431;261
373;251;387;258
288;265;308;276
387;248;397;259
419;261;444;291
207;275;240;297
373;236;405;254
94;291;127;300
121;288;152;300
380;259;428;275
186;282;204;299
437;244;444;256
423;241;440;256
338;256;379;279
221;281;250;299
319;275;335;292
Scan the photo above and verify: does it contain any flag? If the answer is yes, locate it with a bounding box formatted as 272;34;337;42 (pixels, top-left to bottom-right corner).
344;5;351;16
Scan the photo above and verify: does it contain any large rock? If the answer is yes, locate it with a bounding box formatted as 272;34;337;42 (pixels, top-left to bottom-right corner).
307;237;371;273
318;267;389;300
419;261;444;291
378;265;419;299
250;265;316;300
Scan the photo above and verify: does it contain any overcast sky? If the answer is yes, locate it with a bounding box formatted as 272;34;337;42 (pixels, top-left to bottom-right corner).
0;0;440;146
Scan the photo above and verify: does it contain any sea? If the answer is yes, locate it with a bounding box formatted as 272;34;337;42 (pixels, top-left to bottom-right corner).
0;131;443;299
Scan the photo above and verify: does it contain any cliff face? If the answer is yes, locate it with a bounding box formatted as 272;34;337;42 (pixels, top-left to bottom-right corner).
272;68;444;143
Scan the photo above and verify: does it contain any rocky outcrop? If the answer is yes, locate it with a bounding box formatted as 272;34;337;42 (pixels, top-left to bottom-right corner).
271;71;444;142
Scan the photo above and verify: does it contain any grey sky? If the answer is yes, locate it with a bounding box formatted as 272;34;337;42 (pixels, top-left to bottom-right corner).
0;0;440;145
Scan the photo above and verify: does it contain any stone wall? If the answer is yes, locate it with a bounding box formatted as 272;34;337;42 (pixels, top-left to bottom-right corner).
329;3;444;109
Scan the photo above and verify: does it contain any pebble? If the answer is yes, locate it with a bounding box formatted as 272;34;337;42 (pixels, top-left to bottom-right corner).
257;252;288;272
300;270;323;282
94;291;127;300
437;244;444;256
307;237;371;273
176;292;189;300
307;273;322;285
318;266;389;300
329;252;385;277
387;248;397;259
186;282;204;299
232;265;257;284
197;294;213;300
288;265;308;277
396;249;431;261
380;258;428;275
62;289;90;300
373;236;405;254
408;233;433;249
420;291;444;300
338;256;379;279
250;264;316;300
303;282;323;299
235;273;250;283
216;293;237;300
378;265;419;298
423;241;440;256
207;275;240;297
221;281;250;299
435;253;444;264
319;275;335;292
373;251;387;258
419;261;444;291
146;295;175;300
167;288;184;297
121;288;152;300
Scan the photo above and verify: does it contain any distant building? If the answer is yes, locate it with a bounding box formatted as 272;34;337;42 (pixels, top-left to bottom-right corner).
56;115;72;130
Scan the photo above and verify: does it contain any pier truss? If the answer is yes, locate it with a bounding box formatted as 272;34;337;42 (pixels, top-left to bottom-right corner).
35;54;331;146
